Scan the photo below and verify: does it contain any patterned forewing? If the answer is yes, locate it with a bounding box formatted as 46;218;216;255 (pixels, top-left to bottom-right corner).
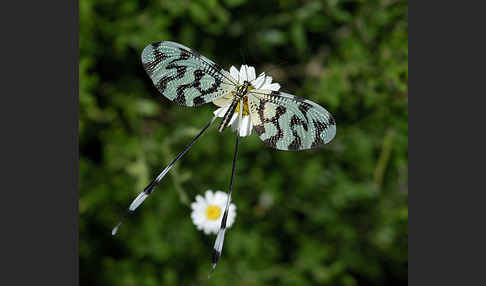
248;90;336;150
141;41;236;106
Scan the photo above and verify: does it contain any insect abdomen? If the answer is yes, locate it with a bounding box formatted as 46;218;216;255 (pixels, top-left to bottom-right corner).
218;100;239;132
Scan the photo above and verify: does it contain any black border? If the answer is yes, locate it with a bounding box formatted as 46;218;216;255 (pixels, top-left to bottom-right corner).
412;2;485;285
2;1;78;284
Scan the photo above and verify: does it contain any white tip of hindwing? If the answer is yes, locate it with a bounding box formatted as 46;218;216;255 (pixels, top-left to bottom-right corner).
129;192;148;211
112;221;122;236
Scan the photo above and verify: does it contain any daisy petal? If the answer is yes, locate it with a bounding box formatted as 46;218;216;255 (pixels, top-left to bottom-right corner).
214;191;227;203
264;76;273;86
205;190;214;201
215;190;226;197
230;118;238;132
252;74;265;89
247;66;256;81
214;106;229;117
195;195;204;203
239;65;248;82
229;66;239;81
239;116;253;137
213;96;232;108
230;115;252;137
228;113;238;126
265;83;281;91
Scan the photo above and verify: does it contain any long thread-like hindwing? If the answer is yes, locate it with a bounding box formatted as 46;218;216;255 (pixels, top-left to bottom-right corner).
248;90;336;150
141;41;237;106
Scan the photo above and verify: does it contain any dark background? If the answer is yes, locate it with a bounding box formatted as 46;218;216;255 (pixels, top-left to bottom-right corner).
80;0;408;285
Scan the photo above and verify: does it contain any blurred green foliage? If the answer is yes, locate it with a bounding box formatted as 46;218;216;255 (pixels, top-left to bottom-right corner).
80;0;408;285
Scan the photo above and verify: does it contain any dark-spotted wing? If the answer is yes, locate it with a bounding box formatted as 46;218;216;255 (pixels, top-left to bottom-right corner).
247;90;336;150
141;41;237;106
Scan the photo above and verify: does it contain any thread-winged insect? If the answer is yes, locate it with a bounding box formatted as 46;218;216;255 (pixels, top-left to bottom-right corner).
112;41;336;274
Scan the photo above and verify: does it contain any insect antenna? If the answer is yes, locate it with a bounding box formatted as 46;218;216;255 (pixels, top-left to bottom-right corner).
112;115;218;236
209;101;243;276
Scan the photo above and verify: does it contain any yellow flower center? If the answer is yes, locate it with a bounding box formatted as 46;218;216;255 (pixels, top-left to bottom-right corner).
206;205;222;220
235;96;250;115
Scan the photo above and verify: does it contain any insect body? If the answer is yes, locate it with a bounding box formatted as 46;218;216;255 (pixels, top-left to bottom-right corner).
218;80;251;132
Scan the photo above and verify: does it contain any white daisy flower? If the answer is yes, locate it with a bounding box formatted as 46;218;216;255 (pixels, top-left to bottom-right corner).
213;65;281;137
191;190;237;235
